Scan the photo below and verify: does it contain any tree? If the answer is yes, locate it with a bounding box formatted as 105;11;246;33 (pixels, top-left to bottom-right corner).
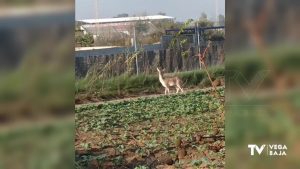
196;12;213;27
200;12;208;20
157;12;166;16
153;19;181;30
198;20;214;27
114;13;129;18
76;33;94;47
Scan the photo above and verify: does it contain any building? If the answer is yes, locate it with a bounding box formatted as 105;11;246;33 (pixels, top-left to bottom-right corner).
77;15;174;39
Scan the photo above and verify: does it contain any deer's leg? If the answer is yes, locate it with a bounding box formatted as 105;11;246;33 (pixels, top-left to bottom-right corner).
177;84;184;93
164;88;167;95
176;87;179;93
166;87;170;94
179;86;184;93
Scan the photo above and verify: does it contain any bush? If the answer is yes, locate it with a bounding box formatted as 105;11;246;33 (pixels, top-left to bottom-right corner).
75;33;94;47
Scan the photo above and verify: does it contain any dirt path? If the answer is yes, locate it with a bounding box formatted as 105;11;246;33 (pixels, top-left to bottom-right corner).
75;86;223;108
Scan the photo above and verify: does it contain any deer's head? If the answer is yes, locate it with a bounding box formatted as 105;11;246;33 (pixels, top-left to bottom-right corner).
156;67;166;74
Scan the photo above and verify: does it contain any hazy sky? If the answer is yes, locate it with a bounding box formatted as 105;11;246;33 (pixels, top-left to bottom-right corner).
76;0;225;21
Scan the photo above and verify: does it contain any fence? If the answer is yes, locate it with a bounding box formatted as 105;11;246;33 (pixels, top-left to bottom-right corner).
75;41;224;78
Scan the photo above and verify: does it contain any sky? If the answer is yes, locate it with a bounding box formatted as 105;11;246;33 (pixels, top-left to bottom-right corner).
75;0;225;22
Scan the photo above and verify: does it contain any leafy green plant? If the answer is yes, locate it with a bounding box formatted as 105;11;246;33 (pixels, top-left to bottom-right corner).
76;33;94;47
191;159;202;166
75;88;225;168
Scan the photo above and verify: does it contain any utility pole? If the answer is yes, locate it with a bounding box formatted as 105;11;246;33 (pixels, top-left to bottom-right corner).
215;0;219;26
133;25;139;75
95;0;100;38
196;22;202;69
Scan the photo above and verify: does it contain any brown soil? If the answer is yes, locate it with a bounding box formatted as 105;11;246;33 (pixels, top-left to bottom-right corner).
75;120;225;169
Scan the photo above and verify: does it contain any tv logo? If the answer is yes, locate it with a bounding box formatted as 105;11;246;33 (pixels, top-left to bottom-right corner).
248;144;266;155
248;144;287;156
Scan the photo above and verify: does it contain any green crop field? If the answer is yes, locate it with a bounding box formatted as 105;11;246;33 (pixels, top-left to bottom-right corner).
75;88;225;169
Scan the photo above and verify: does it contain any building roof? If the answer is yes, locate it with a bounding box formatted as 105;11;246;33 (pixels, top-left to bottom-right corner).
75;46;119;51
78;15;174;24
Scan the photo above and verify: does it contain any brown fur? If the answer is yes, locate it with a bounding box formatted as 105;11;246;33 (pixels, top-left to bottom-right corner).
157;68;184;94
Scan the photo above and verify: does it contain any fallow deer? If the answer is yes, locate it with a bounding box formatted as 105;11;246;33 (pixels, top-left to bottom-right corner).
156;67;184;94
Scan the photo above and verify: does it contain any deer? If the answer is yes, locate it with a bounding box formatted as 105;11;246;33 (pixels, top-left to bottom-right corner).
156;67;184;95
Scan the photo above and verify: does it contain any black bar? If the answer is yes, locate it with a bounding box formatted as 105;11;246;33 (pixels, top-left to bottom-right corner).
165;26;225;35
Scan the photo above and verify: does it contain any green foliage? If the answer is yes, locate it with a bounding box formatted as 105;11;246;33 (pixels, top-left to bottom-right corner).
0;36;74;117
196;12;214;27
0;119;74;169
197;20;214;27
194;13;225;41
153;20;183;30
76;33;94;47
169;19;193;49
75;67;224;100
75;88;225;168
210;30;225;41
76;89;223;129
226;45;300;169
191;159;202;166
226;46;300;88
